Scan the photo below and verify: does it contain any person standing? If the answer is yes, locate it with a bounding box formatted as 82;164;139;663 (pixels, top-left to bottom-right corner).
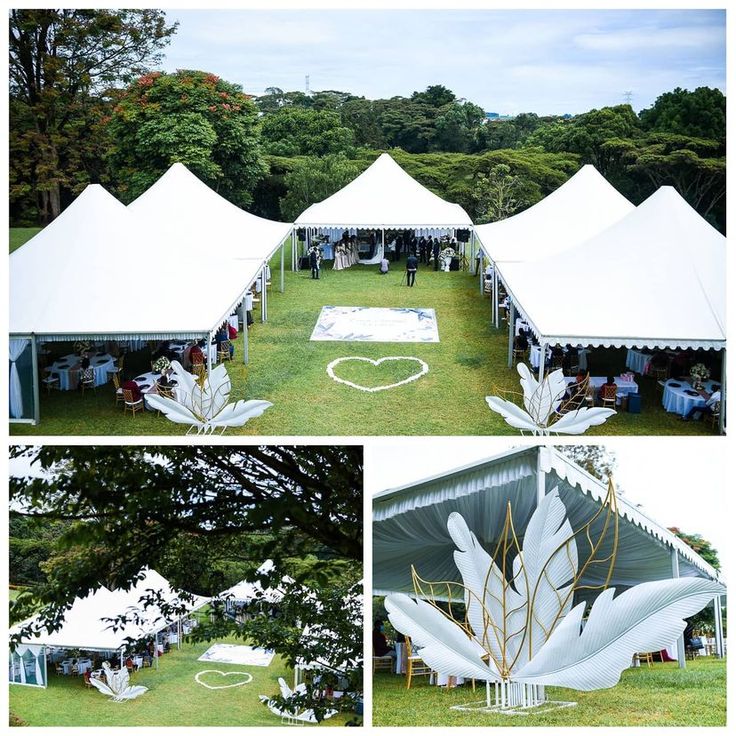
309;245;321;279
432;238;441;271
406;253;418;287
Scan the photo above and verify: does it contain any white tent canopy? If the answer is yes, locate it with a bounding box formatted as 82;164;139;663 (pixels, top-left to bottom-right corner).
219;560;288;604
499;186;726;351
475;165;635;265
373;446;724;597
128;163;291;264
295;153;473;229
10;165;290;342
12;569;209;651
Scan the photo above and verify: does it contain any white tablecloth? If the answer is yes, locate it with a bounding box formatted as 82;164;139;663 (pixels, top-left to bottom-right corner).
228;315;239;331
565;376;639;401
77;658;92;674
515;318;529;336
133;371;187;409
530;346;588;371
662;379;719;416
49;353;116;390
626;348;654;375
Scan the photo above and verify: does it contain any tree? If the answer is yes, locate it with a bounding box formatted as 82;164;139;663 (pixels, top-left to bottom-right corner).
8;9;177;223
472;163;530;223
261;107;355;156
10;445;363;722
554;445;618;483
279;154;363;221
411;84;456;108
640;87;726;142
108;69;267;206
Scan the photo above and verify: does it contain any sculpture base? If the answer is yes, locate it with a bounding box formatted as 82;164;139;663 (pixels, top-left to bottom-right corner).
451;699;577;716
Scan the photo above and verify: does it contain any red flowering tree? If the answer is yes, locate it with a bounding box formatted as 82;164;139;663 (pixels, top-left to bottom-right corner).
108;69;267;207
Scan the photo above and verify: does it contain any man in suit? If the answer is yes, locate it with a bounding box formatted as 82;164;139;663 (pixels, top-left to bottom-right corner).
309;245;321;279
406;253;418;287
432;238;441;270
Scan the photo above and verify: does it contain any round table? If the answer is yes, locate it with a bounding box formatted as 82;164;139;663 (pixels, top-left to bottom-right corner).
662;379;719;416
48;353;116;390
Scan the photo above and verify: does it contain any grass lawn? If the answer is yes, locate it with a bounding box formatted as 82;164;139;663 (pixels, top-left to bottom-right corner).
373;657;726;726
9;635;353;727
9;228;716;436
9;228;41;253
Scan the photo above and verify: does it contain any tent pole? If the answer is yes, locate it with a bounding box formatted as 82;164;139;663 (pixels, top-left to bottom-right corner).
479;251;483;295
260;265;267;322
671;549;686;669
155;632;159;669
507;302;516;369
243;315;249;365
535;447;547;505
31;334;40;425
177;617;182;651
280;238;285;293
713;596;723;657
120;648;124;669
537;341;546;384
494;271;500;328
206;332;213;375
719;349;726;435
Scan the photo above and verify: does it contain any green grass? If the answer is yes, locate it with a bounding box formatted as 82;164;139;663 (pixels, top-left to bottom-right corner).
9;228;716;436
9;228;41;253
9;635;353;727
373;657;726;726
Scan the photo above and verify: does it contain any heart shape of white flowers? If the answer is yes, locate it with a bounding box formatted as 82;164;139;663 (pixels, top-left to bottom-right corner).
326;356;429;393
195;670;253;690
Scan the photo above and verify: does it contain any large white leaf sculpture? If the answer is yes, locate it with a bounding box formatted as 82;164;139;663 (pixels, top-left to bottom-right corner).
259;677;337;724
89;661;148;702
385;488;725;709
486;363;615;435
145;360;272;434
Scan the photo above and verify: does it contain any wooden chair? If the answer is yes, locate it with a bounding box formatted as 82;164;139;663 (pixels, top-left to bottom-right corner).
80;368;96;395
709;401;721;431
42;372;60;394
635;652;654;668
123;388;144;417
649;353;669;381
373;647;394;674
108;353;124;378
218;340;233;363
111;372;124;406
600;383;618;408
405;636;434;689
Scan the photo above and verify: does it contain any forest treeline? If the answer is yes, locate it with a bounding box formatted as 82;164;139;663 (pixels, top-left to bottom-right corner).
10;9;726;231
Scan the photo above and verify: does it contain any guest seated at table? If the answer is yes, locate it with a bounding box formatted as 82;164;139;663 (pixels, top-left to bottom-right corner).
514;332;529;353
373;620;396;662
228;323;238;340
121;379;144;402
189;340;205;365
681;389;720;422
598;376;618;405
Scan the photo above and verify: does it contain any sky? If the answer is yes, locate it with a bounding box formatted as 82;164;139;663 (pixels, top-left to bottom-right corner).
366;438;730;577
161;8;726;115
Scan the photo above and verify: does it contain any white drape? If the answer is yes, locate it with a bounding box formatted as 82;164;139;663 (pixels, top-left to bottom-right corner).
9;338;30;419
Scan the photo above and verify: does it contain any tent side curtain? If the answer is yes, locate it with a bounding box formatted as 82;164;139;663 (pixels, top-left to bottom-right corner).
9;338;30;419
9;644;47;688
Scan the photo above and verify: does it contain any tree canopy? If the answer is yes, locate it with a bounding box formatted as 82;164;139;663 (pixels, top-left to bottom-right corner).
107;69;267;206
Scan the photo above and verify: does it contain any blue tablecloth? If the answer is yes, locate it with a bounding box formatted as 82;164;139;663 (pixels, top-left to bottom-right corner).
662;379;719;416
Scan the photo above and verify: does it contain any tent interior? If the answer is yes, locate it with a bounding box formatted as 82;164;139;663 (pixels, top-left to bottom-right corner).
373;446;725;664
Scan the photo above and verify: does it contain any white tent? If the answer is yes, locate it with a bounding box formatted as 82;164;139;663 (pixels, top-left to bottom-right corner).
475;165;635;325
10;165;291;423
219;560;288;605
11;568;209;652
499;186;726;352
373;446;726;667
295;153;473;230
475;165;634;266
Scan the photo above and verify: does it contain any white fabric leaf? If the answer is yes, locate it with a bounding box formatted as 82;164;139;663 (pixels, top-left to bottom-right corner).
385;593;500;681
514;578;725;689
485;396;540;432
550;407;617;434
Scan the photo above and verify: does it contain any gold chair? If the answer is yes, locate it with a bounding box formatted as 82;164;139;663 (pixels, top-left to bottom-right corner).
373;648;394;674
191;363;206;380
80;368;96;395
405;636;434;689
123;388;144;417
218;340;233;363
709;401;721;431
111;372;124;406
635;652;654;668
600;383;618;409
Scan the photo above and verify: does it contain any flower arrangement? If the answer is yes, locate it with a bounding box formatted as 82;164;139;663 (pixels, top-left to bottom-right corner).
74;340;91;355
152;355;171;374
690;362;710;388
